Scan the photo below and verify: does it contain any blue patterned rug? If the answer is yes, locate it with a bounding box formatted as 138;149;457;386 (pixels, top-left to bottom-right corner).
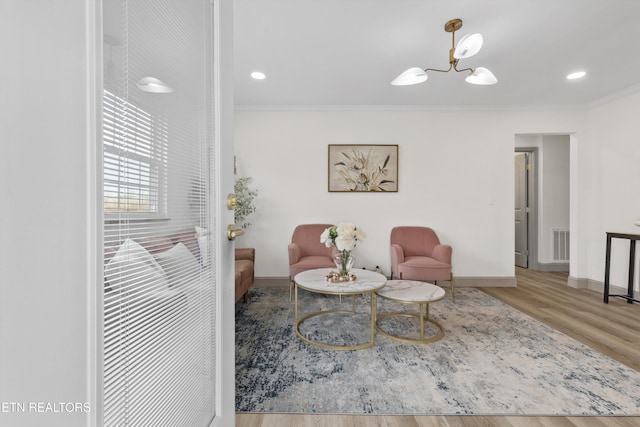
235;287;640;415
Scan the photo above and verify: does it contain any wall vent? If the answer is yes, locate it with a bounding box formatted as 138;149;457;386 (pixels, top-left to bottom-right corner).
551;228;570;262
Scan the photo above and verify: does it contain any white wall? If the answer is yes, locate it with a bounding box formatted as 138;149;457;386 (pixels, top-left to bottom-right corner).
586;91;640;292
540;135;570;264
0;1;96;426
234;109;587;282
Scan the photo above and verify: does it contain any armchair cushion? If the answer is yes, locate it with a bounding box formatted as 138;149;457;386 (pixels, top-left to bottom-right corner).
290;255;338;278
399;256;451;281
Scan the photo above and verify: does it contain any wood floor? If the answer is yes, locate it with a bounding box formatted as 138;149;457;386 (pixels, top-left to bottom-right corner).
237;268;640;426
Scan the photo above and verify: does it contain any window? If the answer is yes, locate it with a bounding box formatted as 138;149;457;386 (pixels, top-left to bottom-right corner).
103;89;167;216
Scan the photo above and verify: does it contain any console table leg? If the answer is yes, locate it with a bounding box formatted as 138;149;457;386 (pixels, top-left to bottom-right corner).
604;235;612;303
628;240;636;304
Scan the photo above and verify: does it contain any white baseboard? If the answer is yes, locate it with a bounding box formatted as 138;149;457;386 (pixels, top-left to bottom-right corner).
453;276;517;287
254;277;289;288
537;262;569;272
254;276;517;288
568;276;639;300
259;275;631;295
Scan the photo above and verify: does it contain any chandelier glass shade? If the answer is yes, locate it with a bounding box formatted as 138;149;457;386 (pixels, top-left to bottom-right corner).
136;76;174;93
391;18;497;86
390;67;428;86
465;67;498;85
453;33;483;59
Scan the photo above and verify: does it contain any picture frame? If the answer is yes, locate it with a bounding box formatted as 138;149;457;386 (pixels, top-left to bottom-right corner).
328;144;398;192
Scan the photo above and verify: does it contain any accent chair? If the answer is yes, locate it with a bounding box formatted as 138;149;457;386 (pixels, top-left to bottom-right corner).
390;226;455;301
288;223;338;300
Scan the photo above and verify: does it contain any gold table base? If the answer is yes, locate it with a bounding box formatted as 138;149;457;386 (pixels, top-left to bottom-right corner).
375;302;445;344
294;284;378;351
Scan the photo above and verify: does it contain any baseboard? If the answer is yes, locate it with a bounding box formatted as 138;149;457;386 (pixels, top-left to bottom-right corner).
567;276;591;289
568;276;639;299
453;276;517;288
537;262;569;272
254;277;290;288
254;276;517;288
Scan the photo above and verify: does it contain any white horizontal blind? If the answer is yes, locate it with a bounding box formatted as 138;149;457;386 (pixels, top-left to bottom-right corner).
102;1;215;426
103;89;167;215
103;90;168;216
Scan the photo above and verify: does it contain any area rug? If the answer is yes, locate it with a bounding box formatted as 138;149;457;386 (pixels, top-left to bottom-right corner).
235;287;640;415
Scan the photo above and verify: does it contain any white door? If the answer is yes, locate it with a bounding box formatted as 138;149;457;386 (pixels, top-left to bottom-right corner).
101;1;235;426
213;0;236;425
514;152;529;268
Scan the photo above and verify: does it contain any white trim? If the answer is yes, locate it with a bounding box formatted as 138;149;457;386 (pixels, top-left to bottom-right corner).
589;82;640;108
234;103;590;113
255;276;517;288
234;83;640;114
87;1;102;426
538;262;570;272
568;276;639;300
211;0;235;426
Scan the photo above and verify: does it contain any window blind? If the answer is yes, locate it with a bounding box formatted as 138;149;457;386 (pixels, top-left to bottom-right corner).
103;89;167;215
102;1;215;426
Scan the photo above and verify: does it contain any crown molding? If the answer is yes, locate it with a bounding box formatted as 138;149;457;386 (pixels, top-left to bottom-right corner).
589;83;640;109
234;103;590;113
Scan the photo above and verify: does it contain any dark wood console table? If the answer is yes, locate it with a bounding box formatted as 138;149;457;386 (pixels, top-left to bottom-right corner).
603;232;640;304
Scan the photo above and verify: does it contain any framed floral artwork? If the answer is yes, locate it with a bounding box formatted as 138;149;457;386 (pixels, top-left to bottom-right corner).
328;144;398;192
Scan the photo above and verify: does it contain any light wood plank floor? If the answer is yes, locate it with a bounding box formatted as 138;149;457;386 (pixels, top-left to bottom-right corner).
237;268;640;426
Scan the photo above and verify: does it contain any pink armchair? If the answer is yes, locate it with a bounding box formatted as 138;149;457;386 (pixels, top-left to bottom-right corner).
288;224;338;300
390;226;455;301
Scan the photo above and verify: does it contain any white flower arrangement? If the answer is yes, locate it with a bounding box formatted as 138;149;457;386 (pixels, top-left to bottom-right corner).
320;222;365;252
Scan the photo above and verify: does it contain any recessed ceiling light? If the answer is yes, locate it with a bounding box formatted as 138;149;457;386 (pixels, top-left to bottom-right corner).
251;71;266;80
566;71;586;80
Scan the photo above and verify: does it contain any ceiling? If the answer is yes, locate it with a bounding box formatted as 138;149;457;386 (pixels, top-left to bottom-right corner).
233;0;640;108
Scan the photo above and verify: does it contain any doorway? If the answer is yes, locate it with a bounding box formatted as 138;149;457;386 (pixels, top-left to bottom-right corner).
515;135;570;272
514;152;530;268
514;148;538;269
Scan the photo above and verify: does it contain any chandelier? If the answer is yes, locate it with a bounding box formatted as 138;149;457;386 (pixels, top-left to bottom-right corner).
391;18;497;86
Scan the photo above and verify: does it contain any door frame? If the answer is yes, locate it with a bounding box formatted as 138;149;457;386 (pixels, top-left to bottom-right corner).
212;0;235;426
515;147;539;270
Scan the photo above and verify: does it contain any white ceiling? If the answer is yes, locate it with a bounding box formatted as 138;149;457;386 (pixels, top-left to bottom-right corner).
233;0;640;108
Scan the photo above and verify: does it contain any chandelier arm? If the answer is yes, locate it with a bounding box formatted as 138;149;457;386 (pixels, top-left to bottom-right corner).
452;62;474;74
424;64;453;74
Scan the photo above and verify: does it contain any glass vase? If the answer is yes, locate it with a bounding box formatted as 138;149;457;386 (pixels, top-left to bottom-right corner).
334;252;355;278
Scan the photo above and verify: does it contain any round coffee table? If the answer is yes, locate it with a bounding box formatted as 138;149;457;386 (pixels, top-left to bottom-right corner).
294;268;387;350
375;280;445;344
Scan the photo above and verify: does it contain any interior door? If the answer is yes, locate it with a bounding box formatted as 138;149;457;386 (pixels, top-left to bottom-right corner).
515;152;529;268
214;0;236;425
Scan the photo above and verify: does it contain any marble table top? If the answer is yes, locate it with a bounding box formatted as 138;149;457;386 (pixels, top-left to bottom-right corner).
294;268;387;294
376;280;445;303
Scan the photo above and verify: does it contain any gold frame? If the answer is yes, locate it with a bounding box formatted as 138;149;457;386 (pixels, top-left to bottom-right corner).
294;282;384;351
375;292;446;344
328;144;398;192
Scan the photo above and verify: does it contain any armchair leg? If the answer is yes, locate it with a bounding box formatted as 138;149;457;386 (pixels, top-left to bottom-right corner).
289;277;293;302
450;272;456;303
